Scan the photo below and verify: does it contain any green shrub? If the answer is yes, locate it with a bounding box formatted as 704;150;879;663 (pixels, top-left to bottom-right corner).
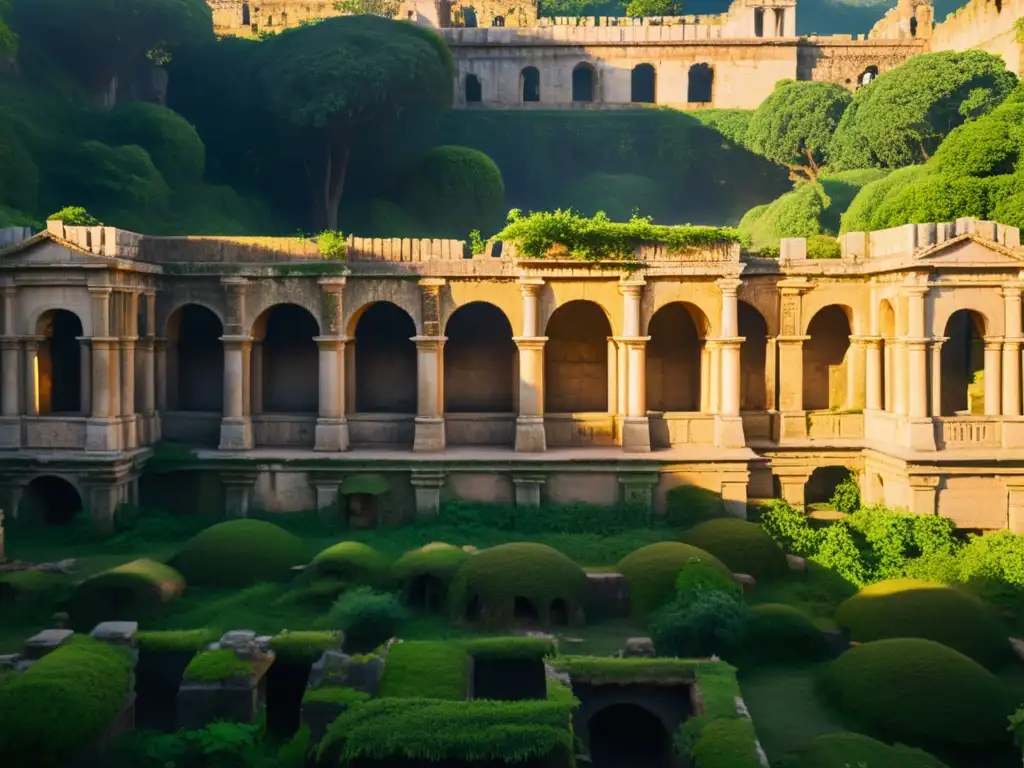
338;197;423;237
0;570;73;614
0;636;133;767
688;716;763;768
755;499;819;556
691;108;752;146
0;122;38;211
956;529;1024;613
819;638;1018;747
805;234;841;259
617;541;731;618
839;164;928;233
742;603;829;664
183;649;254;682
327;586;407;654
269;631;341;665
561;172;668;222
648;590;748;660
47;205;100;226
448;542;589;627
681;518;789;579
834;578;1011;667
310;541;392;588
392;542;470;606
99;101;206;187
776;731;949;768
43;140;171;213
828;472;861;514
664;484;724;527
811;520;868;587
168;519;308;588
136;628;218;654
675;561;743;602
378;640;469;700
69;557;184;630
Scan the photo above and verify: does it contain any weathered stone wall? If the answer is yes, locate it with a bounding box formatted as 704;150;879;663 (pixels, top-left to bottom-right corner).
868;0;934;40
796;38;923;87
930;0;1024;75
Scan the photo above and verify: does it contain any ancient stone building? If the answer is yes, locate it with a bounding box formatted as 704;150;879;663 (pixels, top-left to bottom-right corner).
1;217;1023;533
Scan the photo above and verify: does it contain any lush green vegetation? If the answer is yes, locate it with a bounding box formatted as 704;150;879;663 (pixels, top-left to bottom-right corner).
616;541;731;617
776;731;951;768
680;517;789;579
183;648;256;682
168;519;308;588
69;557;184;630
377;640;470;699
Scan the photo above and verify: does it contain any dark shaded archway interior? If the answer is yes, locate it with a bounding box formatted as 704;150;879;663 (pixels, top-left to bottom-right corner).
354;302;417;413
803;305;851;411
739;301;768;410
172;304;223;412
465;73;482;102
805;465;851;505
37;309;82;414
941;309;985;416
647;302;703;412
472;656;547;701
259;304;319;413
687;63;713;103
573;63;595;102
444;302;515;413
545;301;611;412
21;475;83;526
631;63;656;103
513;595;540;627
588;703;673;768
521;66;540;102
407;573;445;612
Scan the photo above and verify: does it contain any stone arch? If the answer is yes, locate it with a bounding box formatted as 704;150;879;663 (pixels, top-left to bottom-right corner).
647;302;708;413
444;302;515;413
804;305;853;411
521;66;540;103
739;301;768;411
940;309;986;416
35;309;83;415
687;63;714;104
859;65;879;87
572;62;596;102
878;299;896;411
165;304;224;412
251;303;320;414
20;475;83;526
806;465;853;507
588;703;672;767
462;6;478;26
545;300;613;413
465;73;482;103
352;301;417;413
493;14;505;26
631;63;656;104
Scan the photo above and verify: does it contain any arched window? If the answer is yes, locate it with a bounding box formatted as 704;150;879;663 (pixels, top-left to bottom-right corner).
572;63;596;102
859;66;879;87
909;17;918;36
754;8;764;37
630;63;656;104
521;66;540;102
463;6;478;27
242;2;250;25
687;63;713;104
465;74;482;103
493;15;505;26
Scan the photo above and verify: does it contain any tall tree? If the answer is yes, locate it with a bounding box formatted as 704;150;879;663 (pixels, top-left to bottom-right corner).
254;15;453;230
745;80;851;182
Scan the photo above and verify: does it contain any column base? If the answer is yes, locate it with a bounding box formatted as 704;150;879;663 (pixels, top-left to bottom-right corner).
121;415;138;451
142;411;161;445
776;411;808;441
410;468;447;520
314;418;350;452
621;416;651;453
86;418;120;452
714;415;746;449
0;417;21;449
905;417;937;452
219;417;253;451
613;414;626;445
515;416;546;453
413;417;446;452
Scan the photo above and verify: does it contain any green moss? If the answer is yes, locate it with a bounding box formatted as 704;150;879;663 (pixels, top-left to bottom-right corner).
136;628;218;654
448;542;589;628
834;578;1012;668
777;731;949;768
393;542;470;605
378;641;469;700
310;541;393;588
819;638;1018;747
168;519;308;588
183;649;254;683
461;636;556;660
616;541;731;618
690;717;763;768
269;631;341;665
551;656;697;684
680;518;789;580
302;685;372;706
0;570;73;608
0;636;133;767
69;558;185;630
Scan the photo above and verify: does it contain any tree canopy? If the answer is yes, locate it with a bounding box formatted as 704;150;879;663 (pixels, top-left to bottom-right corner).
625;0;681;17
99;101;206;187
746;80;852;181
400;146;505;238
0;0;17;59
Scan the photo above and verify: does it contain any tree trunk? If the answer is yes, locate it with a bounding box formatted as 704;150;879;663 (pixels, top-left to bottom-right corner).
318;142;351;232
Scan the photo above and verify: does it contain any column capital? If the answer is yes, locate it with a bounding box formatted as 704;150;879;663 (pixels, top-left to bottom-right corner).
87;286;112;298
984;336;1005;351
220;277;250;288
418;278;446;290
518;276;544;294
411;335;447;349
313;335;351;348
907;474;940;489
0;338;20;351
615;335;651;348
513;336;548;349
1002;284;1024;298
618;279;646;297
219;334;253;348
775;335;811;344
900;284;930;297
716;277;743;295
0;284;16;298
317;276;347;291
777;278;813;295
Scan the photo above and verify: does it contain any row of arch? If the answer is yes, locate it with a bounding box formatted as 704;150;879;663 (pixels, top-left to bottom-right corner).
464;62;715;105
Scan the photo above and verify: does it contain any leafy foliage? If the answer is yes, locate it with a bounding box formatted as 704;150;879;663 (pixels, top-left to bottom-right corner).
663;484;725;527
315;230;347;260
0;121;37;211
625;0;680;16
106;721;309;768
827;472;861;514
136;628;218;654
47;205;100;225
649;589;748;660
168;519;308;588
680;518;789;579
99;101;206;187
690;108;752;147
44;140;170;214
377;640;469;699
184;649;254;682
617;541;732;617
326;586;407;653
561;172;666;223
675;560;743;602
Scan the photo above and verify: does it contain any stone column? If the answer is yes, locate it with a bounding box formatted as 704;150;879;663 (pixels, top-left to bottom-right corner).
930;339;944;418
1002;285;1022;417
120;292;139;449
845;338;868;410
764;337;777;412
864;337;882;411
907;341;929;418
984;338;1003;417
219;278;253;450
606;338;618;418
141;290;158;442
700;344;712;413
22;337;39;416
776;280;810;440
615;338;627;442
619;280;650;452
0;285;18;446
314;277;349;452
708;341;721;414
715;278;745;448
86;287;118;451
79;339;91;416
154;339;168;412
412;336;446;451
515;278;546;452
892;341;908;416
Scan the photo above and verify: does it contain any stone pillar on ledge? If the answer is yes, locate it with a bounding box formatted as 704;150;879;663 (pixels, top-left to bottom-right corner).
315;277;350;452
86;287;119;452
1002;284;1023;417
0;283;20;448
775;279;811;441
219;278;253;451
619;280;650;453
715;278;746;448
515;278;546;453
864;336;883;411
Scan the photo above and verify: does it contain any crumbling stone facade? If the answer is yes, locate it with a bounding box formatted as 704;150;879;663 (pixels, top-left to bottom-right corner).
1;217;1023;533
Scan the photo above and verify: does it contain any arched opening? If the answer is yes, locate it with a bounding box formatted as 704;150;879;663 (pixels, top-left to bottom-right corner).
465;74;482;103
859;65;879;87
444;302;515;413
20;476;83;526
462;6;478;26
166;304;223;412
941;310;985;416
631;63;656;104
589;703;671;768
996;0;1003;12
521;66;540;102
572;63;596;103
803;305;852;411
805;465;853;508
550;597;569;626
36;310;82;415
909;17;918;36
253;304;319;413
466;594;482;622
345;493;378;529
408;574;445;612
513;596;539;627
241;2;250;25
739;302;768;411
774;8;785;35
353;302;417;413
545;301;612;413
878;300;895;411
754;7;764;37
407;9;414;19
687;63;713;104
647;302;706;412
493;14;505;26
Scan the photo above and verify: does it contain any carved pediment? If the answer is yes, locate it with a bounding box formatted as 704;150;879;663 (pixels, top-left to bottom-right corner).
0;234;97;268
914;234;1023;267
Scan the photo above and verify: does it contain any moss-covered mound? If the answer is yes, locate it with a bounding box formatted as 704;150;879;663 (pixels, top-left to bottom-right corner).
168;519;307;588
310;541;393;588
819;638;1018;747
0;636;134;767
393;542;471;609
378;640;470;700
617;541;731;618
69;558;184;630
269;631;342;665
449;543;588;628
834;578;1011;668
0;570;73;613
744;603;829;663
681;518;788;579
183;649;255;683
777;731;949;768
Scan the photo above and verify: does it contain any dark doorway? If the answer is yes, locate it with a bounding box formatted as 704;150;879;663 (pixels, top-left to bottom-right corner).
408;573;445;612
631;64;656;103
37;309;82;415
521;66;540;102
353;301;417;413
20;475;83;526
754;7;764;37
550;598;569;626
513;596;539;627
572;63;595;102
256;304;319;413
345;493;378;529
472;656;547;701
687;63;714;104
806;465;852;506
170;304;223;412
589;703;672;768
465;74;482;102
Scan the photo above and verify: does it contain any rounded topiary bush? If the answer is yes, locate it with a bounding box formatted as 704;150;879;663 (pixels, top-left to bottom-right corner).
743;603;829;663
834;578;1011;667
449;542;588;628
777;731;949;768
617;542;731;618
680;518;788;579
310;541;393;588
168;519;307;588
69;558;184;630
393;542;471;610
819;638;1018;747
